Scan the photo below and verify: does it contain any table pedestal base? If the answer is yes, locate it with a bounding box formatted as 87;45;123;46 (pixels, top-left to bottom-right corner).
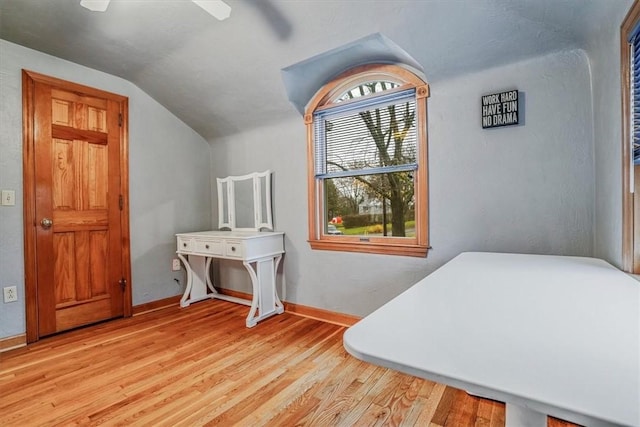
466;392;547;427
506;403;546;427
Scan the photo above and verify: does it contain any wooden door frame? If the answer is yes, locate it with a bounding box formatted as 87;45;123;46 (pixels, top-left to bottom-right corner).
22;70;132;343
622;1;640;273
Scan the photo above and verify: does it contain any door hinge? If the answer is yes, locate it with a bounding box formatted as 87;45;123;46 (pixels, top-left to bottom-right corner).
119;194;123;211
118;113;123;127
119;277;127;291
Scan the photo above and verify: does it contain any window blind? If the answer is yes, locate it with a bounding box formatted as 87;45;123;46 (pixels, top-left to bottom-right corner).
313;88;417;179
630;26;640;164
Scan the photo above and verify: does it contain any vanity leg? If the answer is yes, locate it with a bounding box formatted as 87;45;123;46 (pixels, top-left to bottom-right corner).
177;253;193;307
178;254;214;307
273;254;284;314
243;260;260;328
242;255;284;327
204;257;218;295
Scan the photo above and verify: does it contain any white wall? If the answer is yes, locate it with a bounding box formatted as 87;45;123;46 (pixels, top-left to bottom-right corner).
210;48;595;317
0;40;212;339
590;1;634;267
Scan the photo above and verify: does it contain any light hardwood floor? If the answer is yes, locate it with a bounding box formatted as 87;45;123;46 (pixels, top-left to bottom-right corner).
0;300;578;426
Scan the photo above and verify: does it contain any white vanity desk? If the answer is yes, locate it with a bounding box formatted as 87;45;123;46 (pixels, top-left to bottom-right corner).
176;230;284;327
176;170;285;327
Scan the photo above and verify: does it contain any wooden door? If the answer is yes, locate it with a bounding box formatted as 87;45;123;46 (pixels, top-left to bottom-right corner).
23;71;131;340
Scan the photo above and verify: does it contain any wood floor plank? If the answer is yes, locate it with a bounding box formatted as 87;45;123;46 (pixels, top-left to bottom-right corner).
297;360;379;426
475;396;497;427
336;367;398;425
204;326;344;426
0;299;581;427
415;381;448;426
431;383;459;426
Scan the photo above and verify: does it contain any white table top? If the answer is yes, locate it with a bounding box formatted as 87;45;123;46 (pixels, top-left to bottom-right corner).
343;252;640;427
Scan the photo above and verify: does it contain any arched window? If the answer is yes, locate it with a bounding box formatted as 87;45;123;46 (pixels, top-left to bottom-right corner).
304;64;430;257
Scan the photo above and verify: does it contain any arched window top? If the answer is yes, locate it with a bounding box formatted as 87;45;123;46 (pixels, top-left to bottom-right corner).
334;80;402;103
306;64;428;117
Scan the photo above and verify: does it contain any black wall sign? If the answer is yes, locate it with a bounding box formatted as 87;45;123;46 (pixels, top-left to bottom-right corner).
482;90;519;129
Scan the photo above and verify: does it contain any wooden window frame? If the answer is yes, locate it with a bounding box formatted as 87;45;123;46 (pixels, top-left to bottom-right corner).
622;0;640;272
304;64;430;257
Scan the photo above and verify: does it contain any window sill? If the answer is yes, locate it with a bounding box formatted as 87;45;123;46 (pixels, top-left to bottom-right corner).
308;239;428;257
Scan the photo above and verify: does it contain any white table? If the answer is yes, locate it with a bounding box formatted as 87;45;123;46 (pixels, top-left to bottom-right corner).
176;230;284;327
343;252;639;427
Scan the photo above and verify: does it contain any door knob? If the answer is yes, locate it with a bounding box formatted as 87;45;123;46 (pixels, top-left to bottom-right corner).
40;218;53;229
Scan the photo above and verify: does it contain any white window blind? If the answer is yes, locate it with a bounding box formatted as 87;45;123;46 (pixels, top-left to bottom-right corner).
631;25;640;165
314;88;417;179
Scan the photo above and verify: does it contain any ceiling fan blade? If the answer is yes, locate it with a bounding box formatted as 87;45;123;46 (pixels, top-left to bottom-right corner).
80;0;111;12
192;0;231;21
245;0;291;40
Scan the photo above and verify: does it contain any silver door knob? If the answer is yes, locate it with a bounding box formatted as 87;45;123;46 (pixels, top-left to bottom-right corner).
40;218;53;229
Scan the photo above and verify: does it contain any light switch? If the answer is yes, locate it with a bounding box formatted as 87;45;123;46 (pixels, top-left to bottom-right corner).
1;190;15;206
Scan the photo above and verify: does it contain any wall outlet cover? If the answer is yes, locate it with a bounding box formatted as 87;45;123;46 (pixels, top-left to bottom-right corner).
172;258;181;271
3;286;18;303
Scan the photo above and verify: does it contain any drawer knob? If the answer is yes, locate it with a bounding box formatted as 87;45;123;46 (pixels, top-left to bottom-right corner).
205;244;210;249
183;243;187;248
231;246;236;252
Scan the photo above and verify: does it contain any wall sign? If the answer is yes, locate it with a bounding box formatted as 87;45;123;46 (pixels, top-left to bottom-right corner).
482;89;519;129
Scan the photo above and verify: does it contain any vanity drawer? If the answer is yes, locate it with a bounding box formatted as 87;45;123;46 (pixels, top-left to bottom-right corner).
225;241;243;258
195;239;223;256
177;237;192;252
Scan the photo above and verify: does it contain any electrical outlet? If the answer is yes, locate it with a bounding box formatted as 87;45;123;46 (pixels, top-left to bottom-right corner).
172;258;181;271
3;286;18;303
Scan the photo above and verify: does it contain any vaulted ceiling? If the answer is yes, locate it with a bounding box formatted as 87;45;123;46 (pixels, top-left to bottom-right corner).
0;0;631;140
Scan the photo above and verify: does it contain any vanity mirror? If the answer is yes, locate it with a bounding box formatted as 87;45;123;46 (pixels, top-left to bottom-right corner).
217;170;273;231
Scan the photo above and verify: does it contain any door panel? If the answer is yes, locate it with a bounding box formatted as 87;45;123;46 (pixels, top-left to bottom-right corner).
31;79;126;336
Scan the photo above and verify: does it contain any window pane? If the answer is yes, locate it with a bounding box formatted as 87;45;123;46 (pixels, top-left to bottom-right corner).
323;99;417;176
324;171;415;238
335;80;401;102
314;89;418;179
